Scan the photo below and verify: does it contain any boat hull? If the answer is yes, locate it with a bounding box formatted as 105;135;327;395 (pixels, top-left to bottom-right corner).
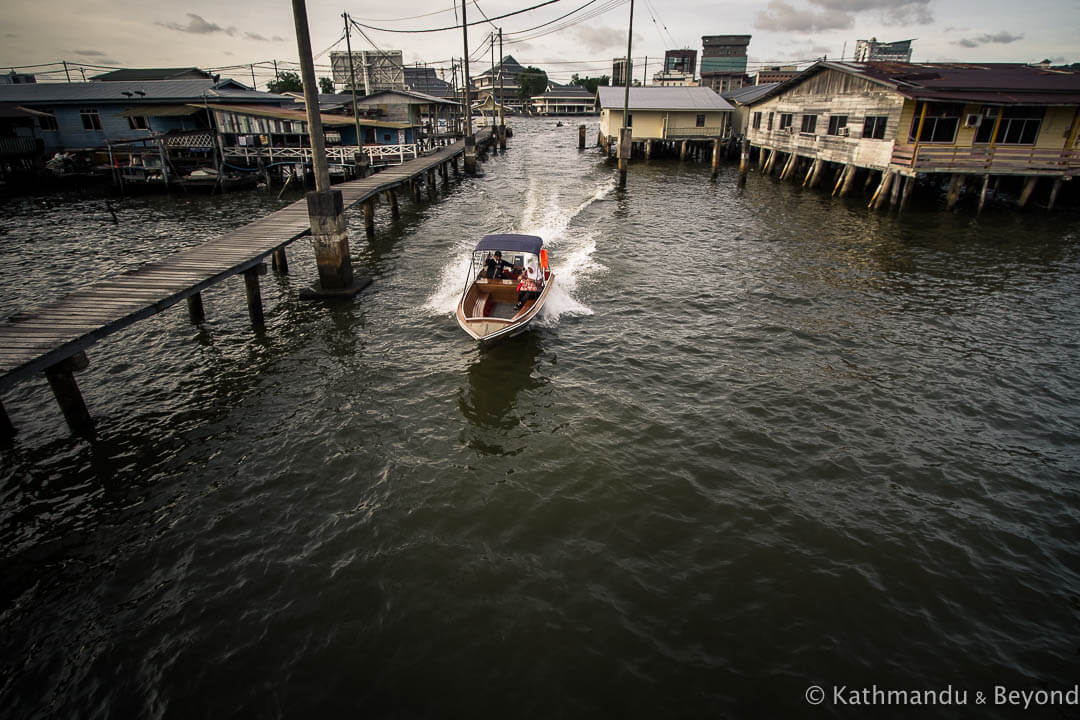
456;274;555;344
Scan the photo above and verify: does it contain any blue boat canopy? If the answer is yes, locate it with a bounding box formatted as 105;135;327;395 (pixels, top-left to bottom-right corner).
474;234;543;255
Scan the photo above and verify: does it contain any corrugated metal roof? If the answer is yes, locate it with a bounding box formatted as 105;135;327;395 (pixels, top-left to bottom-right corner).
724;83;780;105
0;79;288;105
200;103;412;128
119;104;201;117
596;86;734;111
351;89;458;106
0;103;50;118
748;61;1080;106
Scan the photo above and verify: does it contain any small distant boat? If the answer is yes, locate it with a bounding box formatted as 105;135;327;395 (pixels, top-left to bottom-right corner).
456;234;554;344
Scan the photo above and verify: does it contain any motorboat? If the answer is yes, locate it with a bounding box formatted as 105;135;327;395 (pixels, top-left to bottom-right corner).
456;234;554;343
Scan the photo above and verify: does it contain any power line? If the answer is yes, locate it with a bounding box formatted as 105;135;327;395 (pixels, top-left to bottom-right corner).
352;0;564;33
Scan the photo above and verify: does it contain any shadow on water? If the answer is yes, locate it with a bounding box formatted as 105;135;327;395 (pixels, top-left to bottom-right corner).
458;332;545;455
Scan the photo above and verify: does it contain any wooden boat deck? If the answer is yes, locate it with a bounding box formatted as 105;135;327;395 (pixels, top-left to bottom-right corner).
0;133;488;395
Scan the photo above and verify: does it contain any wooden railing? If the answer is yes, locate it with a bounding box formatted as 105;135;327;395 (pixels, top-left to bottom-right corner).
222;143;420;166
892;143;1079;174
664;126;731;139
0;136;36;156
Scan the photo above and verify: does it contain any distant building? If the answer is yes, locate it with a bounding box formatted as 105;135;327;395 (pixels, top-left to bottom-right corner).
700;35;751;94
755;66;800;85
403;66;455;101
330;51;406;94
530;83;596;115
853;38;913;63
596;86;734;144
653;49;699;86
473;55;528;111
612;58;630;87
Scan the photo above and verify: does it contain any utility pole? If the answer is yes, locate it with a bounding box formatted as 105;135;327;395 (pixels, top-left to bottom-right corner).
343;12;368;177
250;64;257;88
642;56;647;86
498;28;506;149
461;0;476;173
619;0;635;189
62;60;70;82
291;0;367;297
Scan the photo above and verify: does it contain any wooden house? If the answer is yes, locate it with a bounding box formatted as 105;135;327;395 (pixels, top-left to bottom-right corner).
530;83;596;115
347;88;460;145
745;61;1080;210
596;86;734;157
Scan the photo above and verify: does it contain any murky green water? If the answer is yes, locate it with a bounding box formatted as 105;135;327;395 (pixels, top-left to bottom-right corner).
2;119;1079;718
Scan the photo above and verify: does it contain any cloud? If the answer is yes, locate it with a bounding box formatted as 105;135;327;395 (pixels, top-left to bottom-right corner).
73;49;121;64
953;31;1024;48
159;13;237;37
754;1;853;32
245;32;268;41
571;25;629;54
755;0;932;33
73;50;107;57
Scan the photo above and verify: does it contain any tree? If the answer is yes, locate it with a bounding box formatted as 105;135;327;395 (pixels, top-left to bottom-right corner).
571;74;609;94
517;66;548;101
268;71;303;93
319;77;335;94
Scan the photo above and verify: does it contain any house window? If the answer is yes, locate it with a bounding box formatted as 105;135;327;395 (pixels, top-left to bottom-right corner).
767;112;774;130
908;102;963;143
863;115;888;139
827;115;848;135
127;116;149;130
39;114;59;131
800;114;817;134
696;113;706;127
627;113;632;127
752;112;762;130
779;113;793;130
974;106;1043;145
80;108;102;131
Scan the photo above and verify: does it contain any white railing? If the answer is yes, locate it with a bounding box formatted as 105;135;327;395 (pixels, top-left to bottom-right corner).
664;126;731;139
221;143;420;166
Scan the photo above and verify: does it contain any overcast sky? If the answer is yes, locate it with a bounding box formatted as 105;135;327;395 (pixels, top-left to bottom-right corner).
3;0;1078;87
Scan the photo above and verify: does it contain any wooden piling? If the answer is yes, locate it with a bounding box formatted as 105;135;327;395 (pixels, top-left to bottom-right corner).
272;247;289;274
899;174;914;212
1048;177;1063;211
679;140;688;161
389;189;400;219
186;292;206;323
890;170;903;208
758;147;767;171
363;198;376;235
802;158;818;188
945;174;965;211
578;124;586;150
0;399;16;441
832;164;850;197
618;127;632;189
45;352;93;436
977;174;991;214
464;134;477;174
243;264;266;327
870;170;894;210
1017;176;1038;208
779;152;797;181
645;139;653;160
427;170;437;200
736;139;748;185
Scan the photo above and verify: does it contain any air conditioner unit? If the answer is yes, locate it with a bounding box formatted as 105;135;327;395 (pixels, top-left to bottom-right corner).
786;126;795;134
964;113;982;128
839;127;850;136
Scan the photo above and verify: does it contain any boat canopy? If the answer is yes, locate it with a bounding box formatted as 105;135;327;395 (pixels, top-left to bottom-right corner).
474;234;543;255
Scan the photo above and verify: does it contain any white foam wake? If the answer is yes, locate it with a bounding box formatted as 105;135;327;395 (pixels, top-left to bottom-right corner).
425;177;614;320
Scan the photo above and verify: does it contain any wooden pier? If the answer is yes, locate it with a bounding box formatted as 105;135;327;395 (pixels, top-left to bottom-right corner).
0;128;497;437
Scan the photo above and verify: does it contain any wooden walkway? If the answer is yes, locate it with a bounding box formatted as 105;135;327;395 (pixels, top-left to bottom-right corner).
0;128;497;434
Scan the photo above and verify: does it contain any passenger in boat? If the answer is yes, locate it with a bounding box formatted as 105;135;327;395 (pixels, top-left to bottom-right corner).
484;251;514;279
515;263;542;309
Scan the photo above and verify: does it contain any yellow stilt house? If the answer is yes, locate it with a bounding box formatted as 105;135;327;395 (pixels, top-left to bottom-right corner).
745;61;1080;210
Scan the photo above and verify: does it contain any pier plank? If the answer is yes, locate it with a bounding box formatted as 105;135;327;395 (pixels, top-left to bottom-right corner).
0;137;481;393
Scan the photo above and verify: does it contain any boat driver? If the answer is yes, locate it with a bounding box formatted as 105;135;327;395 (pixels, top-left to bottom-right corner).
484;251;514;279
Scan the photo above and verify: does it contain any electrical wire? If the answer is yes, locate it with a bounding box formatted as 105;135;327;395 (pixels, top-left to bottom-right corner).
352;0;564;33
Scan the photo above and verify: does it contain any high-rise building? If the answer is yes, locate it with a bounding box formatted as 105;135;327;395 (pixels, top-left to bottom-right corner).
853;38;913;63
700;35;751;94
652;49;697;86
612;58;630;87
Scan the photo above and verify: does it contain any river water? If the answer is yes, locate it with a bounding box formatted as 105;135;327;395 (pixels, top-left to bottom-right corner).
1;119;1078;718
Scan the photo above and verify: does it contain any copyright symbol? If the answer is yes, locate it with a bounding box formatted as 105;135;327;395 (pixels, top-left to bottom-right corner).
805;685;825;705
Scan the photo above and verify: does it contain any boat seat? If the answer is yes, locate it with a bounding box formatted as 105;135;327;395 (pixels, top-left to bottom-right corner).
473;293;490;318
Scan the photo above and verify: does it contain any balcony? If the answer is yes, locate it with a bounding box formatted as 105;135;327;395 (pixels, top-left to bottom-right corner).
892;143;1080;175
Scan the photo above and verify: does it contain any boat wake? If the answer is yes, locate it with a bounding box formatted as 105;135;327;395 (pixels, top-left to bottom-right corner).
424;176;613;323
